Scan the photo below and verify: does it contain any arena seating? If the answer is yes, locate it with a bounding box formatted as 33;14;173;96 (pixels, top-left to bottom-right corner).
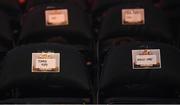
0;0;180;104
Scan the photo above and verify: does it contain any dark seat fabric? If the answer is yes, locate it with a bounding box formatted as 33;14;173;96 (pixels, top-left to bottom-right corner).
0;0;21;15
19;2;93;45
161;0;180;24
177;25;180;46
162;0;180;9
0;11;14;60
99;42;180;103
0;97;90;104
103;97;180;104
161;0;180;40
26;0;89;11
98;0;172;42
0;43;91;103
93;0;153;15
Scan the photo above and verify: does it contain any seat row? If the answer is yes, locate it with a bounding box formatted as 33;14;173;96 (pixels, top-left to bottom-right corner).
0;0;180;104
0;42;180;104
0;0;179;56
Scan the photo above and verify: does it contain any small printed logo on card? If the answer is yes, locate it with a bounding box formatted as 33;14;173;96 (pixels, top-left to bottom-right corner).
45;9;69;26
122;9;145;25
32;52;60;73
132;49;161;69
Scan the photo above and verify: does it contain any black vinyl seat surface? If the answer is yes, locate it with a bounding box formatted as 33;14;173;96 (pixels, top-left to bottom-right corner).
0;0;21;15
0;43;92;104
93;0;153;15
26;0;89;11
161;0;180;33
0;10;14;61
0;97;90;104
19;2;93;45
98;1;172;42
99;41;180;104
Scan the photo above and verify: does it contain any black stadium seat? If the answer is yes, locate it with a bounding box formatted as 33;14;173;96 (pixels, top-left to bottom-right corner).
19;0;93;46
98;0;172;41
95;0;180;104
0;43;92;104
99;42;180;104
97;0;172;53
1;0;180;104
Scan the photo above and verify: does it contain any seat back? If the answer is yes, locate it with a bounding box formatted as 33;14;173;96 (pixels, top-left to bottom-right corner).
19;1;93;46
99;42;180;103
0;43;92;103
